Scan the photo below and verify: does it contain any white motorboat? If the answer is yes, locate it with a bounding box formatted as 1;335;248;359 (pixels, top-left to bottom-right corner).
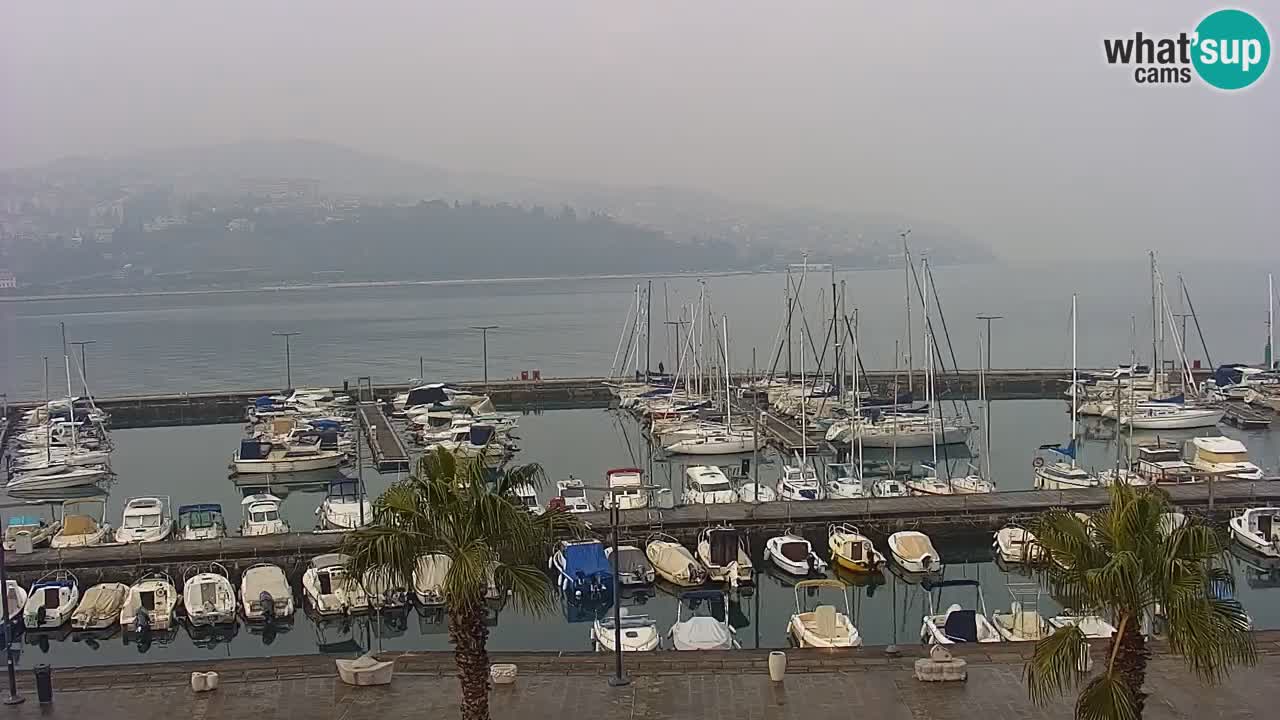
361;568;409;611
3;516;59;550
554;478;595;513
669;591;738;651
788;579;861;648
696;526;753;587
600;467;649;510
1187;436;1265;480
665;430;756;455
23;570;80;629
591;609;661;652
4;465;109;492
1229;507;1280;557
990;585;1052;642
240;494;290;536
920;579;1001;644
512;484;544;514
645;533;708;587
823;463;865;499
871;477;910;498
736;481;777;503
303;553;359;616
828;524;885;574
177;503;227;540
993;524;1043;564
70;582;128;630
50;499;111;549
765;533;826;576
4;581;27;625
240;563;295;622
120;571;180;633
906;464;957;496
114;496;174;544
682;466;738;504
1033;443;1099;490
607;545;655;586
950;468;996;494
776;462;820;501
232;439;344;474
1047;612;1117;638
1119;404;1224;430
413;553;452;606
888;530;942;574
317;479;373;530
183;563;237;626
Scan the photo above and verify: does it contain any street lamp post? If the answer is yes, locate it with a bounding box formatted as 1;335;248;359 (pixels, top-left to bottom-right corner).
69;340;96;395
271;332;301;390
471;326;498;387
0;544;21;705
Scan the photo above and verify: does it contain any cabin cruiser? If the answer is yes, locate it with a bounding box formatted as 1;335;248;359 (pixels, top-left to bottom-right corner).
600;468;649;510
120;571;180;633
920;579;1001;644
776;461;820;501
591;609;660;652
669;591;738;651
1186;437;1264;480
645;533;708;587
512;483;543;514
232;439;344;474
1033;444;1098;490
114;497;174;544
829;524;885;574
240;494;289;536
303;554;360;616
240;563;295;622
607;545;656;586
823;463;866;499
414;554;452;606
696;526;753;588
990;585;1051;642
23;570;80;629
994;525;1043;564
765;532;827;576
788;579;861;648
1230;507;1280;557
1118;402;1224;430
3;516;59;550
682;466;739;504
178;503;227;540
553;478;595;513
183;563;237;626
888;530;942;574
4;581;26;625
50;499;111;548
70;583;129;630
317;479;373;530
550;539;613;602
4;464;110;493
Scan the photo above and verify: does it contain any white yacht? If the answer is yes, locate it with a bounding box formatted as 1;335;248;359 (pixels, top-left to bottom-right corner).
591;609;661;652
120;571;179;633
183;563;237;627
765;532;826;576
994;524;1042;564
736;480;777;503
240;494;290;536
240;563;295;622
302;553;359;616
600;467;649;510
23;570;80;629
554;478;595;513
1229;507;1280;557
1186;437;1265;480
1033;444;1098;490
317;479;373;530
232;439;344;474
413;553;452;606
871;477;910;498
512;483;544;514
776;461;820;501
664;430;756;455
920;579;1001;644
888;530;942;574
177;503;227;541
788;579;861;648
1118;403;1223;430
696;525;753;588
823;463;865;499
682;466;739;505
114;497;174;544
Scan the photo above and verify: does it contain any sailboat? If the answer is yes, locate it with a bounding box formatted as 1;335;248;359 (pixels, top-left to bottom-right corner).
1034;294;1098;490
662;317;757;455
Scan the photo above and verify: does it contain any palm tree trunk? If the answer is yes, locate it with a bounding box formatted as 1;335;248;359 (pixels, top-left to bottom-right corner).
1112;618;1150;717
449;604;492;720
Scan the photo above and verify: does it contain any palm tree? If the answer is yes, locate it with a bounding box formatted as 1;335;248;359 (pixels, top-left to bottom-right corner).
343;448;581;720
1024;482;1255;719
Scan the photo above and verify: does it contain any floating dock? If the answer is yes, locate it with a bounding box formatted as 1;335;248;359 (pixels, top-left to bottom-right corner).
1223;402;1273;429
357;403;411;473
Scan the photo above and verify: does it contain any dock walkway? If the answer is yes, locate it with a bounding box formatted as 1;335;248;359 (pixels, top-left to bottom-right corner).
357;403;411;473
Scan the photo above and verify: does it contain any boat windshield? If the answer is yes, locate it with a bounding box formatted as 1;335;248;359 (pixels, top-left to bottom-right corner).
124;514;161;529
696;481;732;492
252;510;281;522
183;510;219;528
561;488;585;498
1199;451;1250;464
518;495;538;508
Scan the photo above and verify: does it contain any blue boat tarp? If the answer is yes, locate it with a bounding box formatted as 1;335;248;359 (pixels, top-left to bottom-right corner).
6;516;42;527
561;542;611;582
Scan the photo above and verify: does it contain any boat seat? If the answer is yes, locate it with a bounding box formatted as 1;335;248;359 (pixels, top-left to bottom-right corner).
63;515;95;535
814;605;838;638
943;609;978;643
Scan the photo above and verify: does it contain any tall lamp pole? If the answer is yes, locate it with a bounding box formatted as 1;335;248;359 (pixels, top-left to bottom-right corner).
69;340;96;395
471;326;498;387
0;545;21;705
271;331;300;390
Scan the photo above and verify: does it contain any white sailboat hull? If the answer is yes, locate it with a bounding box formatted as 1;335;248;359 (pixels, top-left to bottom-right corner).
1119;408;1223;429
858;426;971;448
233;453;343;474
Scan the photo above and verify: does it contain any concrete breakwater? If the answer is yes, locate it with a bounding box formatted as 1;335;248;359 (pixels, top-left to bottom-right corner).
4;368;1197;429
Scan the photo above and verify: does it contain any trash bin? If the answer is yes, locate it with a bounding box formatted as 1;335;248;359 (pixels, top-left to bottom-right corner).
33;664;52;704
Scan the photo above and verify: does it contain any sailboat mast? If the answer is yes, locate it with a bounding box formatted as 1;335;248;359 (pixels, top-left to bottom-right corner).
1150;251;1158;380
902;229;913;394
61;322;77;451
1269;272;1275;370
1071;293;1078;467
853;308;862;479
722;316;731;426
43;355;51;464
646;280;653;379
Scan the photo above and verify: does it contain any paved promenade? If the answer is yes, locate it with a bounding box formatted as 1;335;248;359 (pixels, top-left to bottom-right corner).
3;634;1279;719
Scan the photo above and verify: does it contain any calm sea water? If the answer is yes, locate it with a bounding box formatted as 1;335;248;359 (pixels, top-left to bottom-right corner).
1;259;1273;399
2;402;1278;668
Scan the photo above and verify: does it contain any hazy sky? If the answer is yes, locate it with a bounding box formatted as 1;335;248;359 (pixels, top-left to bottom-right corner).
3;1;1276;257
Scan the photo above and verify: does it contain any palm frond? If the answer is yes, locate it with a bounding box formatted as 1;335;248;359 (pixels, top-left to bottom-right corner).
1025;625;1090;706
1075;672;1140;720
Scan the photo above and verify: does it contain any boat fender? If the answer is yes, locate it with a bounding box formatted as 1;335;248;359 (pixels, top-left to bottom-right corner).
1032;457;1045;469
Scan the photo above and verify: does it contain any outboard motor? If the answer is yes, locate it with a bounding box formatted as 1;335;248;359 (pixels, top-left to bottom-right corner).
134;606;151;635
259;591;276;621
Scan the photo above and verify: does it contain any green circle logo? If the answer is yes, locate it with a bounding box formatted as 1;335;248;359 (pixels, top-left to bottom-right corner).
1193;9;1270;90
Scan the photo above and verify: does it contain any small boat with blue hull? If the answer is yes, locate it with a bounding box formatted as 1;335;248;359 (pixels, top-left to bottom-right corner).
551;539;613;602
